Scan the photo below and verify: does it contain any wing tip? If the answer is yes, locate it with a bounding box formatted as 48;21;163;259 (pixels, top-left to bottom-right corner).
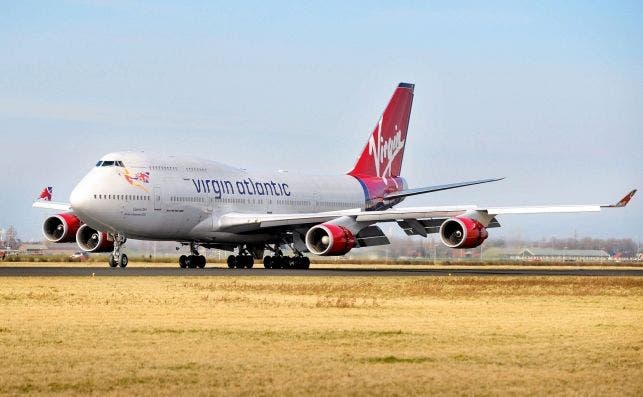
603;189;637;208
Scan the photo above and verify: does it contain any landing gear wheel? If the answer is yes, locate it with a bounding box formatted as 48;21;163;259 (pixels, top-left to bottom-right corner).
271;257;280;269
234;255;245;269
197;255;206;268
289;256;298;269
301;256;310;269
273;256;287;269
109;254;117;268
179;255;188;269
292;256;310;269
243;256;254;269
119;254;128;268
234;256;243;269
263;256;272;269
227;255;237;269
292;256;301;269
187;255;198;269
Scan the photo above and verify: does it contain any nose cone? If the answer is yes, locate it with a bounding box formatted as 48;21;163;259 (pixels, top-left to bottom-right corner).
70;180;91;217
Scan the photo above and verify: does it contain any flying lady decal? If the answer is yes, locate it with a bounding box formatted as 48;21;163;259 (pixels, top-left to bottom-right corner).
123;169;150;192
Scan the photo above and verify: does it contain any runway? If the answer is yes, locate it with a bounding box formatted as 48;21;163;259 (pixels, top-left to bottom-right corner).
0;266;641;277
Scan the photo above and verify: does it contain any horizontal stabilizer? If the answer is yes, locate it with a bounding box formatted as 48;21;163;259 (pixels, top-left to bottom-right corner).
384;178;504;200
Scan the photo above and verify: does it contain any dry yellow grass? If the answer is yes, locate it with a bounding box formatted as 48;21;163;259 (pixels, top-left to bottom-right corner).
0;276;641;396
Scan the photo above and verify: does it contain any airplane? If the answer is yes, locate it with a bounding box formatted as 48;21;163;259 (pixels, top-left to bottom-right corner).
33;82;636;269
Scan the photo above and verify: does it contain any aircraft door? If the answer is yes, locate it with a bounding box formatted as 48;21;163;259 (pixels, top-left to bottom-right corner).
210;196;220;230
153;186;161;211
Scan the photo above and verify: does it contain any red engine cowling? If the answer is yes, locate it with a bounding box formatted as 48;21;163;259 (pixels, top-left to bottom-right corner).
75;224;114;253
305;223;356;256
42;213;82;243
439;216;488;249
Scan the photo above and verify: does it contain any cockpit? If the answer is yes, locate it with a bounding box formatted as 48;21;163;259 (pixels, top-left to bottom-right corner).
95;160;125;167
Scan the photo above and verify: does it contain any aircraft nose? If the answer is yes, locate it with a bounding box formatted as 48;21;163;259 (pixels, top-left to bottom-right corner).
70;181;91;215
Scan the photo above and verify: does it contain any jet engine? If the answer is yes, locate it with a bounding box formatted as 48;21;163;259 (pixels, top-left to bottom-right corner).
305;223;356;256
439;216;488;249
76;224;114;252
42;213;81;243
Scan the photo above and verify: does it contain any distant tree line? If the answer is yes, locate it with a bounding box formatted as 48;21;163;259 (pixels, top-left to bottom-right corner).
485;237;639;258
350;236;640;259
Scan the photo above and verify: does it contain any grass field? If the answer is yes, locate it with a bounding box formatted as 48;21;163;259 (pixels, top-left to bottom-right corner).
0;275;641;396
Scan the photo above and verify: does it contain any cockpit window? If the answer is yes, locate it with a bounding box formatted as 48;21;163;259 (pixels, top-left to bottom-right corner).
96;160;124;167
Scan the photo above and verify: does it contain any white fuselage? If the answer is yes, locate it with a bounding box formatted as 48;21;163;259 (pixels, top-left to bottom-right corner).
70;152;368;243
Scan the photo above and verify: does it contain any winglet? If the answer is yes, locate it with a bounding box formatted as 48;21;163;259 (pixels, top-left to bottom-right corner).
602;189;637;208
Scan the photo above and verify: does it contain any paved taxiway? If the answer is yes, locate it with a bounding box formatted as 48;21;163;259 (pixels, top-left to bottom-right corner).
0;267;641;277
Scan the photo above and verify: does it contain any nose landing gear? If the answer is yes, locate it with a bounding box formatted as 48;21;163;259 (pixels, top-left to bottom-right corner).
108;234;128;268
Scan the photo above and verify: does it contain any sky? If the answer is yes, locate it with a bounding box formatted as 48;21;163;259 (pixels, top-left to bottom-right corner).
0;1;641;242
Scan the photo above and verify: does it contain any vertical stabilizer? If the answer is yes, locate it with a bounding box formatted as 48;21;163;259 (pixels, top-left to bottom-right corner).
348;82;414;178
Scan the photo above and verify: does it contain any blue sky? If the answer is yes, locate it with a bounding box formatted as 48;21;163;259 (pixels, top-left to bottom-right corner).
1;1;641;241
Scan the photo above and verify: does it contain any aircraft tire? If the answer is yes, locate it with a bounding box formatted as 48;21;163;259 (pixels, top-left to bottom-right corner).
227;255;236;269
302;257;310;269
197;255;206;268
108;254;117;268
263;256;272;269
187;255;198;269
277;256;288;269
119;254;128;268
245;256;254;269
271;256;281;269
292;257;302;269
234;255;248;269
179;255;188;268
234;257;243;268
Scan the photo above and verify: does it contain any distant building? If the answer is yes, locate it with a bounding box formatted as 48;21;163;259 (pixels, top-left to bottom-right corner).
512;248;610;262
18;243;49;255
481;247;522;260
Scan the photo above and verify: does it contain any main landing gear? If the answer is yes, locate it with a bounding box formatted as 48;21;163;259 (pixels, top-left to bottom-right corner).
108;234;128;268
262;246;310;270
179;243;206;269
227;245;254;269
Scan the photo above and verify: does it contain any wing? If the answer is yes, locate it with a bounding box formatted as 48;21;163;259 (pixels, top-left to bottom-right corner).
383;177;504;200
215;190;637;236
216;205;478;233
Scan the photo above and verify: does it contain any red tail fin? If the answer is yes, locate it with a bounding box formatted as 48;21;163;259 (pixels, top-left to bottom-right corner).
348;82;414;178
38;186;53;201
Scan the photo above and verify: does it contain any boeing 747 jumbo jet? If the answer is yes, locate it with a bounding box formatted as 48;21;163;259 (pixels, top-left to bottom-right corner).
34;83;636;268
